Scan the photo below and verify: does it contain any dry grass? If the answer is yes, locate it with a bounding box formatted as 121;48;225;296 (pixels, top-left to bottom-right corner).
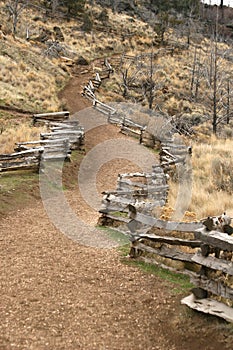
1;1;233;222
0;40;68;112
0;121;46;154
167;136;233;219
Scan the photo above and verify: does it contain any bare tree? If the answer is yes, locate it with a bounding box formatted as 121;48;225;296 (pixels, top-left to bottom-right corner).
118;56;137;98
203;40;233;133
51;0;59;15
154;12;170;45
118;52;168;110
6;0;26;35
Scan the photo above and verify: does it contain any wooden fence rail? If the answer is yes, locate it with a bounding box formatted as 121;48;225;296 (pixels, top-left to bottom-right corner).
93;99;116;116
125;210;233;323
82;58;116;117
33;111;70;125
98;167;169;229
80;55;233;322
181;227;233;323
1;112;85;172
40;121;84;151
0;148;43;172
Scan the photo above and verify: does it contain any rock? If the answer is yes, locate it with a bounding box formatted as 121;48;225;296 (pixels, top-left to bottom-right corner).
98;9;109;22
36;28;53;43
75;56;89;66
191;287;208;299
53;26;64;42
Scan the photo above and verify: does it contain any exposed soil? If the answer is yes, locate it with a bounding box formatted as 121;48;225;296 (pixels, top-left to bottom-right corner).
1;72;233;350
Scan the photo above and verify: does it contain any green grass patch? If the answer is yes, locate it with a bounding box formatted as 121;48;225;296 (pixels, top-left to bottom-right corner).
0;170;40;216
110;211;128;218
121;258;194;295
97;225;130;246
0;170;39;191
69;150;85;163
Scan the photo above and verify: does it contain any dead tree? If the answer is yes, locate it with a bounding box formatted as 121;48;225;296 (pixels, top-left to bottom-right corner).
6;0;26;35
203;15;233;134
118;55;140;98
190;46;198;99
140;52;168;110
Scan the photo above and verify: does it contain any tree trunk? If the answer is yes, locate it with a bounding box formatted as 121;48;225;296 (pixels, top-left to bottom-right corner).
212;32;218;134
226;79;230;124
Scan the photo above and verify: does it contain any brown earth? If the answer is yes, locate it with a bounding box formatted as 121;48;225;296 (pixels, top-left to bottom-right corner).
1;73;233;350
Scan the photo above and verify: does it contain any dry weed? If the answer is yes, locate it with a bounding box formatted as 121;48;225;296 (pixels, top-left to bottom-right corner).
0;122;46;154
167;136;233;219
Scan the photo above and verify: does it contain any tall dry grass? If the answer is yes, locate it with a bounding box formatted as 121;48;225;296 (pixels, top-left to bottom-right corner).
167;136;233;220
0;121;46;154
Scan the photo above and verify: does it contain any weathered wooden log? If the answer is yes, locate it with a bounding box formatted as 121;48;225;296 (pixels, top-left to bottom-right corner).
104;58;114;73
131;211;202;232
117;184;167;194
0;148;43;161
161;156;186;167
0;162;40;172
41;154;68;161
16;138;67;146
100;201;165;215
160;149;177;160
135;242;194;262
50;120;79;126
93;99;116;115
181;294;233;323
195;228;233;252
161;142;187;148
50;125;83;132
119;171;160;178
123;118;145;130
98;213;129;224
42;147;69;154
0;153;41;172
40;131;83;140
108;115;124;124
33;111;69;124
163;148;191;156
118;179;168;189
94;72;101;82
0;156;39;167
191;275;233;300
92;80;101;88
87;80;95;91
135;233;202;248
120;126;142;137
33;111;69;118
192;252;233;275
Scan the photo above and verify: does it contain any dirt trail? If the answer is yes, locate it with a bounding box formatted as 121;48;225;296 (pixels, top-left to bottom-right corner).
1;74;233;350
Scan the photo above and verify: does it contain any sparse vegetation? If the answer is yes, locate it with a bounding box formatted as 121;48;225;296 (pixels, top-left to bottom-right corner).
1;2;233;348
167;135;233;219
97;226;130;245
1;0;233;221
0;120;46;153
121;258;194;295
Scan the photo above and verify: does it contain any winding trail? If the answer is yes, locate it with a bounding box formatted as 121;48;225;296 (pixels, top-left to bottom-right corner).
0;74;232;350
